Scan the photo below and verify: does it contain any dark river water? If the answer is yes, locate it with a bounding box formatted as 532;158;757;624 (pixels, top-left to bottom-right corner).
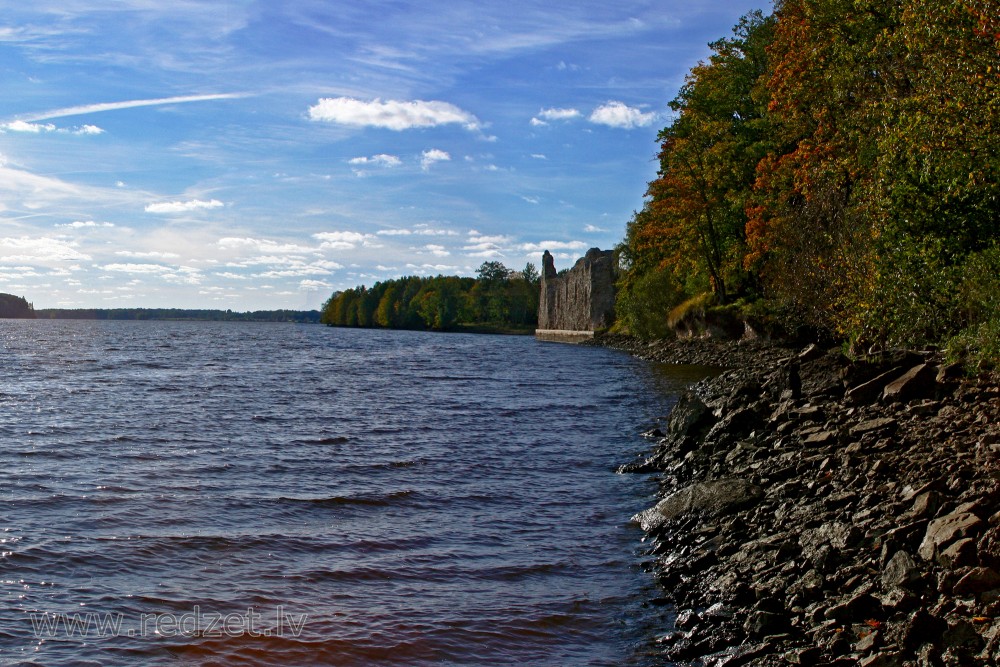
0;321;713;666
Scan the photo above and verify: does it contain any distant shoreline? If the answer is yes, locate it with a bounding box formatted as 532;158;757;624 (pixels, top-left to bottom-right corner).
32;308;321;324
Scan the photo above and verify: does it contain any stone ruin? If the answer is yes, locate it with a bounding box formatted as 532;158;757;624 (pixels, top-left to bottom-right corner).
536;248;616;342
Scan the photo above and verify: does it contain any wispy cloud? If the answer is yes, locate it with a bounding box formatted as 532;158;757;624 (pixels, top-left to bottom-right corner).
348;154;401;167
218;237;313;254
520;240;587;252
313;231;377;250
424;244;450;257
376;226;458;237
421;148;450;170
299;279;332;291
588;101;657;129
21;93;248;123
0;236;91;262
145;199;224;214
531;108;581;125
309;97;481;132
55;220;115;229
1;120;106;135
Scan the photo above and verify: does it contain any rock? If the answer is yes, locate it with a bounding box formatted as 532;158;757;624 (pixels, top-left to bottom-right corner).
801;521;861;551
803;430;838;446
824;592;882;623
952;567;1000;595
902;610;948;650
668;391;716;439
918;512;984;561
883;363;938;403
850;417;898;438
938;538;978;569
856;628;881;652
744;610;788;637
942;618;984;651
675;608;699;630
786;646;823;664
978;526;1000;569
858;651;903;667
936;363;964;384
883;551;920;588
846;368;906;405
702;602;736;620
905;491;942;520
633;479;764;531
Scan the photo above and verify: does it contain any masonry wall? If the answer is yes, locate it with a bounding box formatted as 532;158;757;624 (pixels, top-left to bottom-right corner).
537;248;616;332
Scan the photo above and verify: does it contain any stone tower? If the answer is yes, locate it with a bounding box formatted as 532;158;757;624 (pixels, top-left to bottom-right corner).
536;248;616;340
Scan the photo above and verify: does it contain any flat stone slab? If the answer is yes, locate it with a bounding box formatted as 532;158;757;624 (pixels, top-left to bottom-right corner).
918;511;984;561
634;478;763;532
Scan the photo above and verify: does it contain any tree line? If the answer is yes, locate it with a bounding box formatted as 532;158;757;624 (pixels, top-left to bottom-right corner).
34;308;321;323
321;262;540;331
617;1;1000;363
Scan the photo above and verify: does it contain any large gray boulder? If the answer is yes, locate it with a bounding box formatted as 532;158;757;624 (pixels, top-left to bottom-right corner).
634;478;763;532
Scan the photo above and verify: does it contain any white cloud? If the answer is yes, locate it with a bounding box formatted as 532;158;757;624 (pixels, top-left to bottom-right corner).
1;120;105;135
313;230;376;250
55;220;115;228
584;224;607;233
405;263;460;273
299;279;332;291
468;232;512;245
2;120;56;133
308;97;480;131
376;226;458;237
0;236;91;262
521;196;540;205
538;107;580;121
218;237;313;254
254;257;342;278
348;153;402;168
425;244;450;257
75;125;104;135
530;107;581;126
465;249;506;258
531;154;547;160
520;240;588;252
588;101;657;129
145;199;224;213
100;263;172;274
421;149;450;170
115;250;180;259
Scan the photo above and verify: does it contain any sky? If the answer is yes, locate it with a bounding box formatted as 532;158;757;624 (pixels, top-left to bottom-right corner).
0;0;766;311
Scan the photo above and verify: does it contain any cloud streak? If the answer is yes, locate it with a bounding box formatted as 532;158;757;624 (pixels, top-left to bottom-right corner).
21;93;248;123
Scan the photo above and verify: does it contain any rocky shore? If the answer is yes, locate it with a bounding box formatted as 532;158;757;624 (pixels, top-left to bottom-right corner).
604;335;1000;666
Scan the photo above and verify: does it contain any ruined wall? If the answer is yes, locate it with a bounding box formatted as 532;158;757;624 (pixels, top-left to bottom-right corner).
537;248;616;332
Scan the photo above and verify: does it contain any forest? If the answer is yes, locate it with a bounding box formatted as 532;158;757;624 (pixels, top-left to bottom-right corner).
0;293;35;319
33;308;321;323
320;261;540;332
616;0;1000;364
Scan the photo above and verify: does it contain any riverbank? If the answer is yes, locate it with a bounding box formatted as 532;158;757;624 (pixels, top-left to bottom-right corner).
601;335;1000;666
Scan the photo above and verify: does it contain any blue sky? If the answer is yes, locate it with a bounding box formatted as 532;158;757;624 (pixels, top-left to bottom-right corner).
0;0;765;310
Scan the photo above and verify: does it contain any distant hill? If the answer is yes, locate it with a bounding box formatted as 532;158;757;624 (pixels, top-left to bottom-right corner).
33;308;321;323
0;294;36;319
